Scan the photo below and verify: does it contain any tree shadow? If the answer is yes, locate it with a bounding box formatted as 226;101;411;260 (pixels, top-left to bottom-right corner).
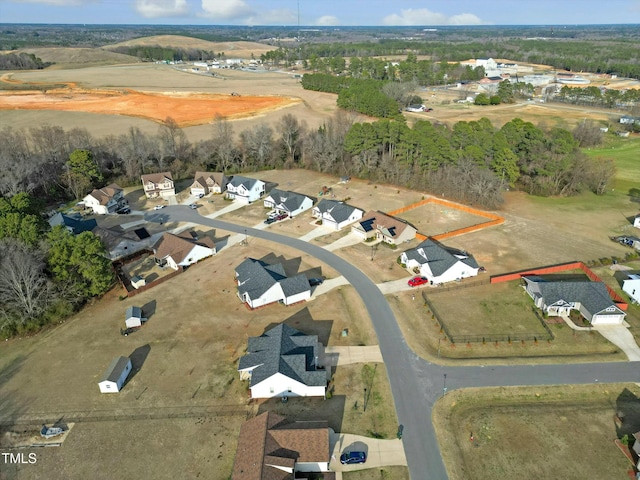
629;188;640;204
125;344;151;385
341;439;369;456
0;355;33;424
615;388;640;437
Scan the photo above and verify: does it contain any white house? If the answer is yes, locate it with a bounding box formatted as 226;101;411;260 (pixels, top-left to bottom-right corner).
189;172;229;196
400;238;479;284
226;176;265;203
125;306;145;328
352;210;417;245
311;199;363;231
619;272;640;304
523;276;626;325
633;216;640;229
141;172;175;199
153;232;216;270
232;412;330;478
235;258;311;308
98;356;132;393
82;184;126;215
263;188;313;217
620;116;638;125
238;324;326;399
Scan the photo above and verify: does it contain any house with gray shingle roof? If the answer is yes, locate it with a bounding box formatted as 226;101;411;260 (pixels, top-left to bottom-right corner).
235;258;311;309
98;356;132;393
523;276;626;325
263;189;313;217
226;176;265;203
238;324;327;399
400;238;479;284
48;212;97;234
190;171;230;196
232;411;331;479
311;199;363;231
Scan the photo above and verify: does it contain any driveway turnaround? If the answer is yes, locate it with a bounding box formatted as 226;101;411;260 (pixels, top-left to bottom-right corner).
145;207;640;480
329;431;407;472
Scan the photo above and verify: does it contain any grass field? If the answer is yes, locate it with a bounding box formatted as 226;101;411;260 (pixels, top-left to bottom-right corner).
343;466;410;480
433;383;640;480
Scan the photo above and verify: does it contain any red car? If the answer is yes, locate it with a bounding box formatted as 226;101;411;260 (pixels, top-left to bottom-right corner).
408;276;429;287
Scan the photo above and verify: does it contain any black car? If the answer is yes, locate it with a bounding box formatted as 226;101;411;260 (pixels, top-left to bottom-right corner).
340;451;366;465
264;217;276;224
116;207;131;214
120;327;138;336
309;278;324;287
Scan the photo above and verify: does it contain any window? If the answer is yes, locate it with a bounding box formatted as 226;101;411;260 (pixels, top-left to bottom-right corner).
269;387;274;394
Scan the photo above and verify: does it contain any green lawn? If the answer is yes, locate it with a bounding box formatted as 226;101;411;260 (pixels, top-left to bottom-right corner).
585;135;640;193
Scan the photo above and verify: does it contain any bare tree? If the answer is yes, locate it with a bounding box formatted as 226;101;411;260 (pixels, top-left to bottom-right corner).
0;127;37;196
0;240;52;329
573;119;603;147
382;80;419;106
239;123;274;169
210;116;237;172
158;116;190;167
278;114;306;165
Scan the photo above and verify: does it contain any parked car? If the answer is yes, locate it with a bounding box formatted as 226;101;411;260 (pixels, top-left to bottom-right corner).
340;451;367;465
116;207;131;214
308;278;324;287
264;217;277;225
276;213;289;221
408;276;429;287
120;327;138;336
196;193;205;199
188;203;198;209
153;205;165;210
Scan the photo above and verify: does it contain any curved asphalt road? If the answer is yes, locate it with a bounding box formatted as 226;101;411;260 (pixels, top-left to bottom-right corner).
149;207;640;480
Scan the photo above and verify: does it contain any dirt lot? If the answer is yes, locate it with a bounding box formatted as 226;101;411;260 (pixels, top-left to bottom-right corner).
387;283;625;364
433;383;640;480
0;237;390;479
397;201;490;238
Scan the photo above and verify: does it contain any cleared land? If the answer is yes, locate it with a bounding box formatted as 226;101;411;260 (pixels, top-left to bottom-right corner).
433;384;640;480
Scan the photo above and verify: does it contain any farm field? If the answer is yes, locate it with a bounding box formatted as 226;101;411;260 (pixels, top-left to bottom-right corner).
433;384;640;480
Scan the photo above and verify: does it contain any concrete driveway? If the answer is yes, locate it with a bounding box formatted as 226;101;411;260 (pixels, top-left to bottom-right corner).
324;233;364;251
377;278;414;294
325;346;383;366
329;431;407;473
594;324;640;361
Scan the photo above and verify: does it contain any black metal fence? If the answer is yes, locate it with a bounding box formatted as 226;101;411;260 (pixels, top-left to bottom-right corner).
422;291;554;345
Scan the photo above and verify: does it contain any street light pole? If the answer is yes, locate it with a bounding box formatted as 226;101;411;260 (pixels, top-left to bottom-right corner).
363;388;367;412
244;229;248;245
442;374;447;397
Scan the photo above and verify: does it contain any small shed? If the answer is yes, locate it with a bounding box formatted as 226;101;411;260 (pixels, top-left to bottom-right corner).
98;356;132;393
125;306;145;328
131;275;146;289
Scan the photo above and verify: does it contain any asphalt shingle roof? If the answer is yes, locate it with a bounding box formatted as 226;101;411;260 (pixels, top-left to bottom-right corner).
315;199;360;224
265;189;309;213
125;306;142;319
235;259;310;302
238;324;325;389
524;277;621;316
100;356;130;383
228;175;261;190
403;239;478;276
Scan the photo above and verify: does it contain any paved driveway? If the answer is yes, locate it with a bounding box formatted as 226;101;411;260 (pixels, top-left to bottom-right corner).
329;431;407;473
595;324;640;361
325;346;383;366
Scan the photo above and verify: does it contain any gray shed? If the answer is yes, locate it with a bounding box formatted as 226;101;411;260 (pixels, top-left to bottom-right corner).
125;306;145;328
98;356;132;393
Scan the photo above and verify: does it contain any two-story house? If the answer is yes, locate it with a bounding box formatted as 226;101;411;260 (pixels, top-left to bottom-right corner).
82;183;126;215
226;176;265;203
189;172;230;196
141;172;175;199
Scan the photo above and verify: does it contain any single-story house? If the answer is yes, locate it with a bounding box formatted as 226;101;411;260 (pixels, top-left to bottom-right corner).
48;212;97;234
616;271;640;304
226;176;265;203
311;199;363;231
98;356;132;393
523;276;626;325
232;411;330;479
400;238;479;284
92;225;156;261
620;115;638;125
263;189;313;218
82;183;126;215
189;171;230;196
238;324;326;399
153;231;216;270
125;306;145;328
352;210;417;245
235;258;311;308
141;172;175;199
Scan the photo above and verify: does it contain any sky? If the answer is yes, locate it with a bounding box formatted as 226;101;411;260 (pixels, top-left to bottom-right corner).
0;0;639;26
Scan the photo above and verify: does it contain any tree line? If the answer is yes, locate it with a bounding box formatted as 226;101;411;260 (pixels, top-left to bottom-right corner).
108;45;223;62
0;52;51;70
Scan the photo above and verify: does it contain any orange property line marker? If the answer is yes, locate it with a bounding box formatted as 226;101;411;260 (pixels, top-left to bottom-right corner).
386;196;504;241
